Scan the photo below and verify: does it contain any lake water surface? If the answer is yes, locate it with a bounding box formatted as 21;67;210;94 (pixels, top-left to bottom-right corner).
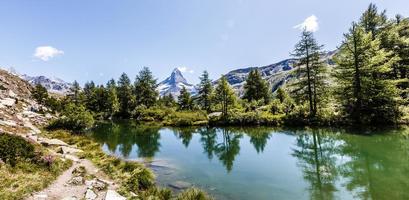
89;121;409;200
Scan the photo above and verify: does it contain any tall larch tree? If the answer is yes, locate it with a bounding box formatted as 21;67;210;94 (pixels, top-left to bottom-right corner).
214;76;236;116
178;86;192;110
106;79;119;118
243;69;270;104
291;30;326;117
134;67;158;108
334;23;400;124
117;73;135;118
197;70;213;112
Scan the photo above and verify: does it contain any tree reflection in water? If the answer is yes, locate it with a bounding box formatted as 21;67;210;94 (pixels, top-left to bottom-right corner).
292;129;339;200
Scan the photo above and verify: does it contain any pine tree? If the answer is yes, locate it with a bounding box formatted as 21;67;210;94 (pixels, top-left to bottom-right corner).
69;80;84;105
32;84;49;105
178;86;192;110
117;73;135;118
243;69;270;104
359;3;387;39
106;79;119;118
334;23;400;124
159;93;176;107
83;81;97;111
291;30;327;117
197;70;213;112
134;67;158;108
378;15;409;100
214;76;236;116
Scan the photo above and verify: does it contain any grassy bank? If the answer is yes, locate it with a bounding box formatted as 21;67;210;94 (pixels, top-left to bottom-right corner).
0;134;72;200
45;130;213;200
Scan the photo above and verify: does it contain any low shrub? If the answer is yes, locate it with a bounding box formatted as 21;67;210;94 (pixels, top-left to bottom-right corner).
0;133;36;166
176;188;213;200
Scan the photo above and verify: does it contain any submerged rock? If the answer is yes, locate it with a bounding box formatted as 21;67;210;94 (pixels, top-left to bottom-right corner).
168;181;192;190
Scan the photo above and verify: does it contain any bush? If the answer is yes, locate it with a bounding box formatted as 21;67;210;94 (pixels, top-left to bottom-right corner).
0;133;36;166
133;105;175;121
125;168;156;192
163;111;208;126
176;188;213;200
48;103;95;132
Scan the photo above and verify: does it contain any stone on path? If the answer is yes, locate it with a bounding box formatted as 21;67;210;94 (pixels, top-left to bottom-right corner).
85;189;97;200
32;193;48;200
58;146;83;154
105;190;126;200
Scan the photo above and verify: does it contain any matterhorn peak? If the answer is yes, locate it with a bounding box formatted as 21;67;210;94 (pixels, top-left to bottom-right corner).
157;68;196;97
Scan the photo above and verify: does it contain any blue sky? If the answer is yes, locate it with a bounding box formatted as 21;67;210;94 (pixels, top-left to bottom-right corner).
0;0;408;85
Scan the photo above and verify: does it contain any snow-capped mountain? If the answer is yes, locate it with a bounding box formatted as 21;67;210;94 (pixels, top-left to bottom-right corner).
1;67;72;94
22;75;72;94
157;68;196;97
218;50;337;95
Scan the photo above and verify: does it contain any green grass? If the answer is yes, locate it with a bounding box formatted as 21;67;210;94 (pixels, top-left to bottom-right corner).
0;136;72;200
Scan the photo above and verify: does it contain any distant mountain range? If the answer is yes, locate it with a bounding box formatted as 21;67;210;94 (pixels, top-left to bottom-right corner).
157;68;196;97
219;50;337;95
1;50;337;97
1;67;72;94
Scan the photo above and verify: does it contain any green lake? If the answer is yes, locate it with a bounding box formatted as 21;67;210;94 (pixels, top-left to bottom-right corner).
89;121;409;200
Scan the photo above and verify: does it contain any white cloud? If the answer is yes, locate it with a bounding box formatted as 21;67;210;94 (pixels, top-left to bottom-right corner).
177;67;194;74
293;15;319;32
33;46;64;61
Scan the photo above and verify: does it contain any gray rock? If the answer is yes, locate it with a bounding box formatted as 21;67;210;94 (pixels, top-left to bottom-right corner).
68;176;84;185
58;146;83;155
105;190;126;200
85;189;97;200
92;180;107;191
39;138;68;146
32;193;48;200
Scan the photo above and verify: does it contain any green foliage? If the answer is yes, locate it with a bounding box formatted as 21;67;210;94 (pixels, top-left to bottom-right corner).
158;93;176;107
125;168;155;192
178;86;193;110
176;188;213;200
0;133;35;167
48;103;95;132
134;67;158;108
197;70;213;112
32;84;49;105
334;23;401;124
117;73;136;118
214;76;236;116
291;30;327;117
164;111;208;126
243;69;270;104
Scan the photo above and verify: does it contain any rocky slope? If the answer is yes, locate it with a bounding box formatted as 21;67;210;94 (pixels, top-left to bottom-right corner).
157;68;196;97
0;69;125;200
0;69;49;136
